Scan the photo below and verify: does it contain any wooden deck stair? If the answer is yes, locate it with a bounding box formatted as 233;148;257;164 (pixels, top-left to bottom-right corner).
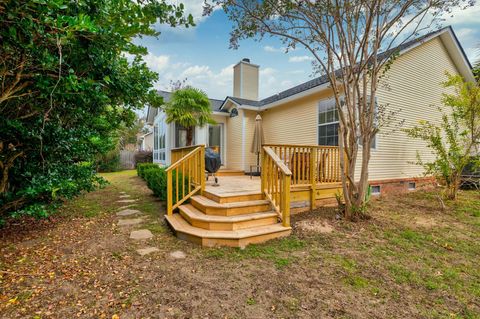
165;191;291;248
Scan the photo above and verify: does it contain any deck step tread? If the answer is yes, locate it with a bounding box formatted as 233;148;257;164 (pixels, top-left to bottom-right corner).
191;195;270;208
166;214;290;239
179;204;278;223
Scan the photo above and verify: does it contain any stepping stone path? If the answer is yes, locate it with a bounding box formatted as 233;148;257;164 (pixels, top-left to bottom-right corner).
136;247;159;256
170;250;186;259
118;204;135;210
130;229;153;240
118;218;144;226
116;193;159;256
117;199;137;203
116;209;142;217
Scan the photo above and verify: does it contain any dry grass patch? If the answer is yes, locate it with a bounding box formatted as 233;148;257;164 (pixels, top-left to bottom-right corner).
0;171;478;318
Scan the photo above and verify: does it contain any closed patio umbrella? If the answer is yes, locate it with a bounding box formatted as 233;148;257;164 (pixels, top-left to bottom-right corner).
251;114;264;174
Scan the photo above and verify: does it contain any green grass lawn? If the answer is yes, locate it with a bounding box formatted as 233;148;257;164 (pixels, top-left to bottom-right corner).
0;170;479;318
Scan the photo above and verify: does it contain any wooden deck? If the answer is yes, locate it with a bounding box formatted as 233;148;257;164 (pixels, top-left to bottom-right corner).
165;144;343;247
206;175;261;196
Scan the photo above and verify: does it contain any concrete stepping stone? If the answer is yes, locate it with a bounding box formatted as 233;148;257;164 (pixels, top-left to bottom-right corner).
136;247;159;256
130;229;153;240
118;204;135;210
117;199;137;203
119;191;126;194
116;209;143;217
170;250;186;259
118;218;144;226
119;195;131;198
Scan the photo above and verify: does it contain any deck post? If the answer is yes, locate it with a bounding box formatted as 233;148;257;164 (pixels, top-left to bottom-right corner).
261;148;266;194
309;147;317;210
200;145;205;195
282;174;291;227
167;171;173;216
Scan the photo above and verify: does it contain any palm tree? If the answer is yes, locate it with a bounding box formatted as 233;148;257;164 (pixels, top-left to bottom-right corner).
164;87;216;146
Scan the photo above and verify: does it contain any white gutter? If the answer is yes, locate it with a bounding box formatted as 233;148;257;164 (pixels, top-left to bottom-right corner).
212;111;230;116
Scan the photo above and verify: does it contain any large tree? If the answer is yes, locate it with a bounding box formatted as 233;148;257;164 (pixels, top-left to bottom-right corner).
207;0;473;219
0;0;193;219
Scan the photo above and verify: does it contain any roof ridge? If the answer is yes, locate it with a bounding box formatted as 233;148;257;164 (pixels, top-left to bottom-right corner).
255;26;453;106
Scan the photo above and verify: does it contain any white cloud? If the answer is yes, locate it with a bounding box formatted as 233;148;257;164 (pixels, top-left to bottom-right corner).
143;53;170;72
288;55;313;63
181;65;211;78
168;0;219;24
143;52;304;100
263;45;283;53
442;5;480;25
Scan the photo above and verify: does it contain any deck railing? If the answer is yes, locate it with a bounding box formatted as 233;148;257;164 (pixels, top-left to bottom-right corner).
263;144;342;185
261;146;292;227
166;145;205;216
263;144;342;210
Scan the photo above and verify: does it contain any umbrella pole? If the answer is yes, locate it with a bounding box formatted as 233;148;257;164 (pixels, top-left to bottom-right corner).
257;153;260;174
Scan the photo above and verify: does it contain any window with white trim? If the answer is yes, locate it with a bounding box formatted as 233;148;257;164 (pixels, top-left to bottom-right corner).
153;112;166;164
318;98;340;146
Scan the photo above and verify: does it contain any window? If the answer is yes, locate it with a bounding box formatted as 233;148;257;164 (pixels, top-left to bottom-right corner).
318;96;378;149
153;112;166;164
318;98;340;146
408;182;416;190
153;125;159;161
371;185;381;195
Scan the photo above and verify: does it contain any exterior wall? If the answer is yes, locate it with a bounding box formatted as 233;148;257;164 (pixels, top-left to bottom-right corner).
360;36;459;182
258;36;459;183
142;133;153;151
226;107;244;170
244;110;261;171
261;89;334;145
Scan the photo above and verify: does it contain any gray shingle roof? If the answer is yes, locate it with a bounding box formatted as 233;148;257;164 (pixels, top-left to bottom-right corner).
224;26;461;108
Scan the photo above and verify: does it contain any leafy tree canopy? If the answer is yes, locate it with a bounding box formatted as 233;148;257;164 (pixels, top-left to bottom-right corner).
0;0;193;220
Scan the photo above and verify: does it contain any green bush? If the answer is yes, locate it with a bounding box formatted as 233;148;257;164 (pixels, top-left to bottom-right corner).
140;165;187;201
137;163;159;179
134;151;153;167
96;149;121;172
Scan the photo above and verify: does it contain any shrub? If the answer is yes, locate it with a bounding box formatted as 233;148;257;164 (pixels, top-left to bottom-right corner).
97;149;121;172
134;151;153;167
137;163;159;179
140;165;187;202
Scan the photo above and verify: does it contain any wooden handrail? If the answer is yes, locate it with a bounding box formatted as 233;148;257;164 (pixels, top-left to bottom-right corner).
261;146;291;227
166;145;205;216
166;147;202;172
263;147;292;176
171;145;203;152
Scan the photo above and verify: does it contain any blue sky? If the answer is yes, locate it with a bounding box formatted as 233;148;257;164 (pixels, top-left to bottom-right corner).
136;2;480;102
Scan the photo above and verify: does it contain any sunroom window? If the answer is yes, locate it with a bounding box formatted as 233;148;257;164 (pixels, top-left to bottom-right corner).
153;112;166;164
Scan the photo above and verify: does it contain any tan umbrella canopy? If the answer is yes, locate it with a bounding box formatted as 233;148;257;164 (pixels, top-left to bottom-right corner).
251;114;265;169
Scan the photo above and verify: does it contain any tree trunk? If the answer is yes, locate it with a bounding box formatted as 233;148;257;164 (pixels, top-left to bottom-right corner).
186;127;194;146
